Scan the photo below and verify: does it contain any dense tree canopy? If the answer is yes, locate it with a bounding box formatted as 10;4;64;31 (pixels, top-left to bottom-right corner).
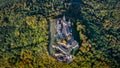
0;0;120;68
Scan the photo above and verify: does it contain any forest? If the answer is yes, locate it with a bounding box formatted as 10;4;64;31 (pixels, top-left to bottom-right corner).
0;0;120;68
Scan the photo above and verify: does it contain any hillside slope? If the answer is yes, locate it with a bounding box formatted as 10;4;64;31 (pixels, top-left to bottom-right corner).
0;0;120;68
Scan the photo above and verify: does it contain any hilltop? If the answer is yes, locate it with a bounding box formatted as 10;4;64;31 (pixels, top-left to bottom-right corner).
0;0;120;68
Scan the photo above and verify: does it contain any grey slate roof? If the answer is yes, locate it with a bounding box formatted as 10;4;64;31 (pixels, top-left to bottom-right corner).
52;16;79;63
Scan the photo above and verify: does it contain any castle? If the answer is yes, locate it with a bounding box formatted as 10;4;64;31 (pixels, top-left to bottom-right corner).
52;16;79;63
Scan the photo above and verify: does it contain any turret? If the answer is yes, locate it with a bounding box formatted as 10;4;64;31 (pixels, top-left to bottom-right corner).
57;19;59;24
68;19;71;25
63;15;66;21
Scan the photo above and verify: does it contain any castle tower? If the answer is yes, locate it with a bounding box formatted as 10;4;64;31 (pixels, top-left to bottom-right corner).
57;19;59;24
68;19;71;25
63;15;66;21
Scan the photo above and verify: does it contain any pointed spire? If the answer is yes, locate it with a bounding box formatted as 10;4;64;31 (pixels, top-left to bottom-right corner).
63;15;66;21
57;19;59;24
68;19;71;24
